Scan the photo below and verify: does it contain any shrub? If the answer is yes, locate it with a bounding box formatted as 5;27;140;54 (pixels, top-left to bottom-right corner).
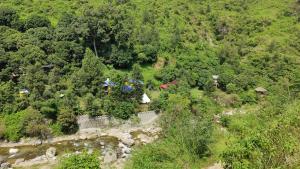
4;110;28;141
111;101;135;119
57;109;78;134
49;123;63;136
24;14;51;30
0;117;5;139
23;109;50;139
58;151;100;169
220;115;230;127
149;99;163;112
127;141;180;169
240;91;257;104
226;83;238;94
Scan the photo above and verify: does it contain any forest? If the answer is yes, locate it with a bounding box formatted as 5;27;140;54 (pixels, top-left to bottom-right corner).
0;0;299;168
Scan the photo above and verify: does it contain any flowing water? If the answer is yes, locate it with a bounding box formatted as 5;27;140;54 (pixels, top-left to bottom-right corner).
0;136;119;164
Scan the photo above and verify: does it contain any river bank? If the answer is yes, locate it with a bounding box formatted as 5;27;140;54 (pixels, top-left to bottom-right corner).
0;111;161;169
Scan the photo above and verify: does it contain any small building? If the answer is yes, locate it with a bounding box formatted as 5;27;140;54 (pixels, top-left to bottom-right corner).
255;87;267;95
160;80;177;90
212;75;219;87
103;78;116;94
19;89;30;97
141;93;151;104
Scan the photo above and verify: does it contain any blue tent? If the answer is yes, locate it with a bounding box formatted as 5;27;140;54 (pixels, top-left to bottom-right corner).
122;85;134;92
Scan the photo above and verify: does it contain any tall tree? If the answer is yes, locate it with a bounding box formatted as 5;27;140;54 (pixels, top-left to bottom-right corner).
72;48;105;95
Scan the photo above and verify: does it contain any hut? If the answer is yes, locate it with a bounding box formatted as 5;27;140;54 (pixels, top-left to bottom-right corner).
212;75;219;87
103;78;116;94
160;80;177;90
19;89;30;97
255;87;267;95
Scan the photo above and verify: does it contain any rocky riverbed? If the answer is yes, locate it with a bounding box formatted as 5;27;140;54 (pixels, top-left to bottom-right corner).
0;112;161;169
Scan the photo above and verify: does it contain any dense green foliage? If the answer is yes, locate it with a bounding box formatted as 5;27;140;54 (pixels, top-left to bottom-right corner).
57;151;100;169
0;0;299;168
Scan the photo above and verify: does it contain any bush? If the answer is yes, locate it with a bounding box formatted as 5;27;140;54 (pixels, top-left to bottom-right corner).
58;151;100;169
240;91;257;104
50;123;63;136
220;115;230;127
226;83;239;94
149;99;163;112
24;14;51;30
57;109;78;134
0;117;5;139
23;109;50;139
111;101;135;119
4;110;28;141
127;141;180;169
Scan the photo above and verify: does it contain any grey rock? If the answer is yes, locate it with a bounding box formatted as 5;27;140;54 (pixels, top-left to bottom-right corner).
88;148;93;154
0;162;11;169
121;138;134;147
34;139;42;145
8;148;18;154
103;150;117;163
73;142;80;147
0;156;4;164
31;155;47;162
14;158;25;165
46;147;56;158
123;147;131;154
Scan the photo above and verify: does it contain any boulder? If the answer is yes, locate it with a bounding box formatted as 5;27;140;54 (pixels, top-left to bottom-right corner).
8;148;19;154
122;147;131;154
0;162;11;169
88;148;93;154
34;139;42;145
0;156;4;164
103;150;117;163
14;158;25;165
31;155;47;162
46;147;56;158
121;138;134;147
137;134;153;144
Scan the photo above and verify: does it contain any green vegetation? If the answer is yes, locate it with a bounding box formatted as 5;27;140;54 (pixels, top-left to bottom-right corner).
57;151;100;169
0;0;299;168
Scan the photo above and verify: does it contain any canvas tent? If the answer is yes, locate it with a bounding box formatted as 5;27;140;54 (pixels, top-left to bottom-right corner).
141;93;151;104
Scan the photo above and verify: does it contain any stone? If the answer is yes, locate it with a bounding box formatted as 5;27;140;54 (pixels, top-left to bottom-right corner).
0;162;11;169
46;147;56;158
100;141;105;146
34;139;42;145
137;134;153;144
88;148;93;154
8;148;19;154
103;150;117;163
14;158;25;165
73;142;80;147
122;147;131;154
118;142;126;148
31;155;47;162
0;156;4;164
121;138;134;147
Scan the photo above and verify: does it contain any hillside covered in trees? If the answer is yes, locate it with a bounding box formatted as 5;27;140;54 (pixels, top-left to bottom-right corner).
0;0;299;168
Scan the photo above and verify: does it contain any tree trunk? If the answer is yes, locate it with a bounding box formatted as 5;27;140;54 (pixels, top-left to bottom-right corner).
93;38;98;57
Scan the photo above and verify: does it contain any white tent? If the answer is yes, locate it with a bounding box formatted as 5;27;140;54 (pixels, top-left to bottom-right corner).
141;93;151;104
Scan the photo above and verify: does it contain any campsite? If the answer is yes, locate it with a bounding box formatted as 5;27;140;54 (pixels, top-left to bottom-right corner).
0;0;299;169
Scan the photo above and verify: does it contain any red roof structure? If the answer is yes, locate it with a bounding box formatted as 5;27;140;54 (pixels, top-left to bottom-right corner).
160;80;178;89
